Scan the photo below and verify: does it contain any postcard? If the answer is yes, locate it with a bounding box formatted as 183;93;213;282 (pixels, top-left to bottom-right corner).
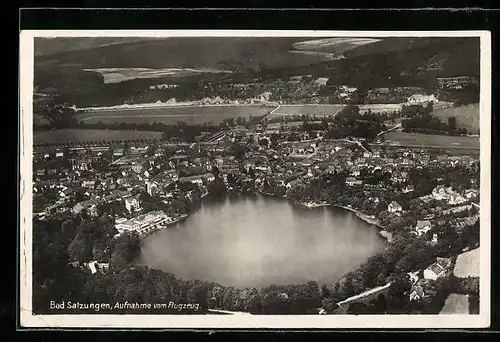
19;29;491;329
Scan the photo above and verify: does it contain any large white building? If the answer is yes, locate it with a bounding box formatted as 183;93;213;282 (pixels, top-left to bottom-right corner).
407;93;439;105
115;210;171;235
423;257;452;280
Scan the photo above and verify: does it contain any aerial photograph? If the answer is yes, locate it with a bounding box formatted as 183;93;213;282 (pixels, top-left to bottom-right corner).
29;35;481;317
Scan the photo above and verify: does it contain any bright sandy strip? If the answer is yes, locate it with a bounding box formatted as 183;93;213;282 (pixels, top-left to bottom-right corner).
440;294;470;314
453;247;480;278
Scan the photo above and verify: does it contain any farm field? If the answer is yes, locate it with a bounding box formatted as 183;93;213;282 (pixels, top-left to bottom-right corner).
83;67;232;84
267;120;323;129
432;103;480;134
272;104;345;116
359;103;403;113
76;105;270;125
383;131;480;149
34;129;163;144
453;247;480;278
440;294;470;314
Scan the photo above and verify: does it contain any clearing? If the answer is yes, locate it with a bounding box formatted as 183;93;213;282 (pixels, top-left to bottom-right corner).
76;105;270;125
84;67;232;84
271;104;345;116
440;293;470;314
432;103;480;134
453;247;480;278
383;131;480;149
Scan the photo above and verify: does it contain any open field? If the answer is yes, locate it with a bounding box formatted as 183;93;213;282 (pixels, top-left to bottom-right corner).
76;105;270;125
453;247;480;278
34;129;163;144
359;103;403;113
272;104;345;116
383;131;480;149
83;67;232;84
440;294;470;314
432;103;480;134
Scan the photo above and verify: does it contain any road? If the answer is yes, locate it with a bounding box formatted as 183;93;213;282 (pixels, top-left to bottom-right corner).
371;143;480;150
269;104;281;114
377;123;402;136
207;309;252;315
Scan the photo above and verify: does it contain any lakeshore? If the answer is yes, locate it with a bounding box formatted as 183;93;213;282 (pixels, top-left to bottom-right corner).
137;192;385;288
132;214;189;240
259;190;393;243
302;202;394;243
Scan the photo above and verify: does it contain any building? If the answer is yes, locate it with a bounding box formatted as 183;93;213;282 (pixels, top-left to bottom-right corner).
131;163;144;174
407;94;439;105
125;196;141;213
423;257;452;280
407;270;420;285
409;278;438;302
84;261;109;275
436;76;478;89
82;180;96;188
115;210;171;235
388;201;402;214
464;189;479;200
345;177;362;186
178;173;215;185
415;220;432;236
146;181;159;196
402;184;415;193
432;186;466;204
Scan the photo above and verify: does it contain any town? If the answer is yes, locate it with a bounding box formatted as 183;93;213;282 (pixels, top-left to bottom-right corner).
32;101;480;315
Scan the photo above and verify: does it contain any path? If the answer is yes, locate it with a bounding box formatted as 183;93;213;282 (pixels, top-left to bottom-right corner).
339;138;371;154
335;282;392;313
269;104;281;114
377;123;402;137
207;309;252;315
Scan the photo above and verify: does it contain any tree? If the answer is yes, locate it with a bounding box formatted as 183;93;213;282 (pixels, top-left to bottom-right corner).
67;233;92;262
207;178;227;198
259;138;270;147
447;116;457;132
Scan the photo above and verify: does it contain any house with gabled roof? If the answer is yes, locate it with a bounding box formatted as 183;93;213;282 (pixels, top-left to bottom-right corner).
423;257;452;280
388;201;402;214
415;220;432;236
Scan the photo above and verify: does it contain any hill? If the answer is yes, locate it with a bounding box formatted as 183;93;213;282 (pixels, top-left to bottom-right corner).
35;37;340;71
33;37;480;103
343;37;480;78
34;37;158;56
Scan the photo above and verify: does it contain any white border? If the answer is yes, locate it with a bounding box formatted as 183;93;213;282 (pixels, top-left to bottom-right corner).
19;30;491;329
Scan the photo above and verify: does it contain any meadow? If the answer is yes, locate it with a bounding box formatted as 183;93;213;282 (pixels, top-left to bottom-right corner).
432;103;480;134
271;104;345;116
439;294;470;314
76;105;270;125
34;129;163;144
84;67;231;84
453;248;480;278
383;131;480;149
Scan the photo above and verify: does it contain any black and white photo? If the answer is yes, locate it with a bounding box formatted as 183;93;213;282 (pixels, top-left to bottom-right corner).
19;30;491;329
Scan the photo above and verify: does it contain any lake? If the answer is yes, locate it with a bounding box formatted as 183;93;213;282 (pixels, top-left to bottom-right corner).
136;194;386;288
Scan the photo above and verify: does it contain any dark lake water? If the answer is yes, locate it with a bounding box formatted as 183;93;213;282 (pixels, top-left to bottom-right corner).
136;194;385;288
